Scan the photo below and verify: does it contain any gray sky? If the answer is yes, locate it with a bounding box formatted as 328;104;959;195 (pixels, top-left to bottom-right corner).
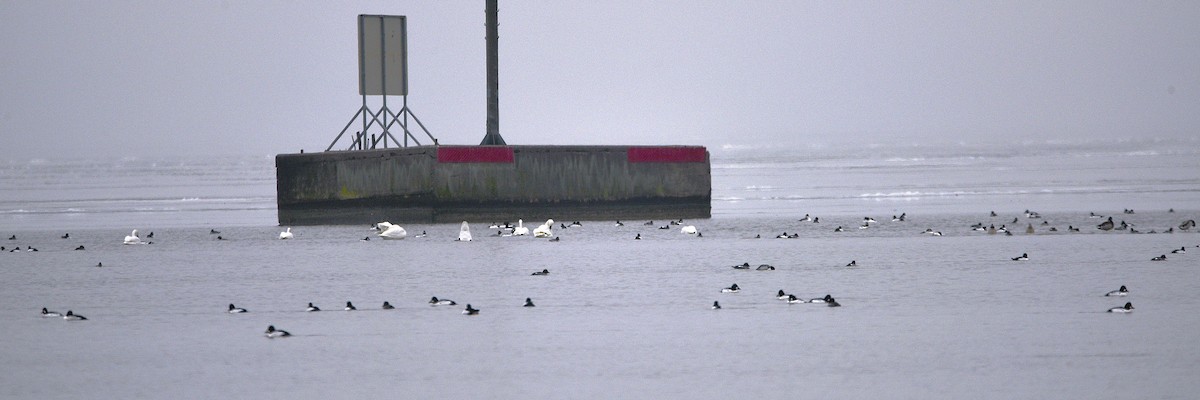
1;1;1197;160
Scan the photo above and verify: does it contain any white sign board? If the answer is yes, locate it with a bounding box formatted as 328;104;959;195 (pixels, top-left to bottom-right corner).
359;15;408;96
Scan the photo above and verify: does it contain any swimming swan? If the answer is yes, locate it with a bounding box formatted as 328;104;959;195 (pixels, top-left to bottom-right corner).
458;221;473;242
379;224;407;240
533;219;554;238
512;219;529;236
279;227;293;240
681;225;697;235
123;229;142;245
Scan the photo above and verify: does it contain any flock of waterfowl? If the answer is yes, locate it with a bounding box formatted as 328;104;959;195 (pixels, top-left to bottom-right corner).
8;209;1191;252
232;296;518;336
42;291;545;337
710;283;843;312
713;207;1194;315
15;208;1196;335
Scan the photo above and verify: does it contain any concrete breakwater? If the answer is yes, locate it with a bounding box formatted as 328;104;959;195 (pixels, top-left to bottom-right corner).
276;145;710;225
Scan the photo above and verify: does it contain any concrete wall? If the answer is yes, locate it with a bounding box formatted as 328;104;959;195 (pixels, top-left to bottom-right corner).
276;145;710;225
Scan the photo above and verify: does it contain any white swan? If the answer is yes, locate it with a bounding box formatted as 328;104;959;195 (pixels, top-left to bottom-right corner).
533;219;554;238
374;221;392;231
279;227;293;240
458;221;473;242
680;225;697;235
123;229;141;245
512;219;529;236
378;224;407;240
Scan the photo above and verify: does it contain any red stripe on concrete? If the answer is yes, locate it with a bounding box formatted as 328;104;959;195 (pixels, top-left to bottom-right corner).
437;147;514;163
627;147;707;163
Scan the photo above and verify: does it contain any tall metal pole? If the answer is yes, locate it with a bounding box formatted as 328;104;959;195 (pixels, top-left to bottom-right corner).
481;0;506;145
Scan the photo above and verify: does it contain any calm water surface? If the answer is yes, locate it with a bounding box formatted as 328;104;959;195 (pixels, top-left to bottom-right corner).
2;141;1199;399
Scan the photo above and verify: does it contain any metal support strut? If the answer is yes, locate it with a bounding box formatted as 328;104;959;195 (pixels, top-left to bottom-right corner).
326;98;437;151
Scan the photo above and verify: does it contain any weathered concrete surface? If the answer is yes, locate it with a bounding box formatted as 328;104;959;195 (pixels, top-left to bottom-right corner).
276;145;710;225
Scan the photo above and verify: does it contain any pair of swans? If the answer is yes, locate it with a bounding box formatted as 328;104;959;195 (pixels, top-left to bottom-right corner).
126;228;297;243
508;219;555;238
374;221;473;241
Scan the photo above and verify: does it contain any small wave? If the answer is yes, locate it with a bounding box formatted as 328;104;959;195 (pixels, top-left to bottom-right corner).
173;197;267;203
715;195;820;201
710;162;787;168
1122;151;1159;157
857;190;1022;198
744;185;776;191
3;208;92;215
131;207;183;212
859;191;922;198
852;187;1182;199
